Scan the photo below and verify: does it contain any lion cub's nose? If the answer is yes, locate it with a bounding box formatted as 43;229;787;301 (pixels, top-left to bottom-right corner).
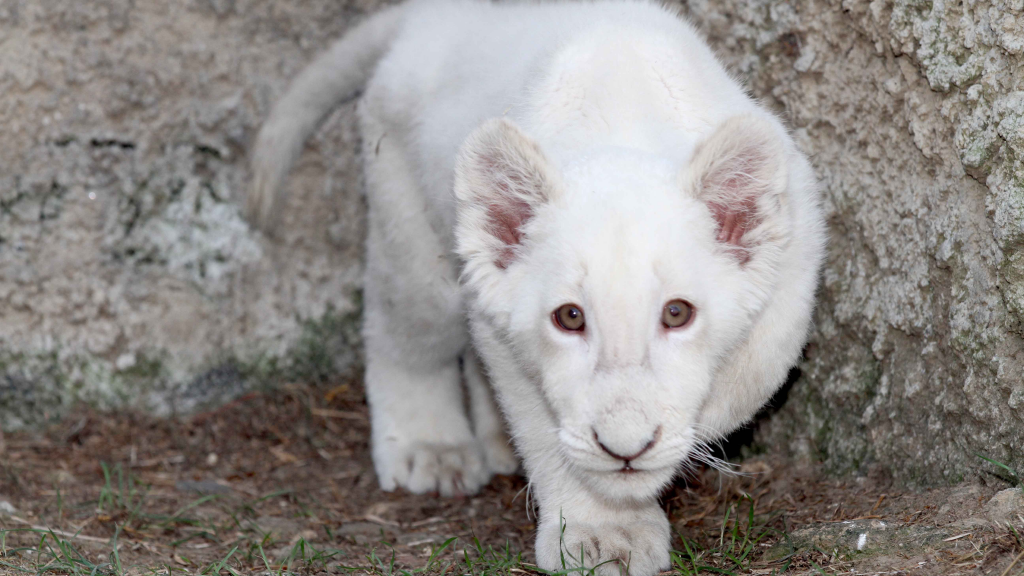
593;426;662;463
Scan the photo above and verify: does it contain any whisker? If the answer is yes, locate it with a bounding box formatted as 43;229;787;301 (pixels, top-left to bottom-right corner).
525;480;536;520
512;482;530;505
684;427;750;478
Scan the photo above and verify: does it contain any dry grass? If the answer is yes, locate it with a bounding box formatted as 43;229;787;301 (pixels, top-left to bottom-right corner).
0;379;1020;575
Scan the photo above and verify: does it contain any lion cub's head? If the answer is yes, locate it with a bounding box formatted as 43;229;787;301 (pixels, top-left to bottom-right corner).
454;115;792;501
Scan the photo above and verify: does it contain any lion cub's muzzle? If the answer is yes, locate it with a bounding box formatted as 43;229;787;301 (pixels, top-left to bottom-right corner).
594;425;662;472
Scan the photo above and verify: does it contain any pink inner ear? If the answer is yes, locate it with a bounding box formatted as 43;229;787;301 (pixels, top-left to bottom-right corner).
710;195;756;245
486;197;532;269
693;116;784;266
478;153;540;269
707;172;760;264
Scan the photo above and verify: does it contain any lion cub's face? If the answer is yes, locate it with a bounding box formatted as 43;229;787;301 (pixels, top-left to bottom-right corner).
455;116;789;501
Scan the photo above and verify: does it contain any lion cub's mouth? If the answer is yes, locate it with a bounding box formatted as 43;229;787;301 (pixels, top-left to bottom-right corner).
615;461;661;476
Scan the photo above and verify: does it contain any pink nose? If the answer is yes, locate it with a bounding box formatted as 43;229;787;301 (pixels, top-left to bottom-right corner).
593;426;662;463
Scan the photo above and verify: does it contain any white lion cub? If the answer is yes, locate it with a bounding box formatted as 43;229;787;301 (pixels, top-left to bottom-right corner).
248;1;825;573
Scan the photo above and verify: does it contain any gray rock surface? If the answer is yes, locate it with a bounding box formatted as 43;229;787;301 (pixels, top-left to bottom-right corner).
0;0;374;427
0;0;1021;484
681;0;1024;485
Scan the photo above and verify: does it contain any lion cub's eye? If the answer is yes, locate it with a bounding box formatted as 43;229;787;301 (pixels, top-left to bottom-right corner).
662;299;694;328
553;304;586;332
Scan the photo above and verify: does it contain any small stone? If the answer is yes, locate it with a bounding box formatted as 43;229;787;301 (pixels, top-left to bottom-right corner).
983;488;1024;524
793;46;816;72
289;529;319;545
0;500;16;516
115;353;137;371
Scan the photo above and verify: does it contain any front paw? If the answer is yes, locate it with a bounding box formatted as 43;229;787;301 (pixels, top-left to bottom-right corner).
373;439;490;497
535;506;671;576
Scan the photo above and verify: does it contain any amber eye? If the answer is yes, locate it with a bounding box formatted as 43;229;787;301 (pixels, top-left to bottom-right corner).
662;299;694;328
553;304;586;332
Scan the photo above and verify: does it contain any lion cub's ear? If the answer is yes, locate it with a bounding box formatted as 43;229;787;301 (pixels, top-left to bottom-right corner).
688;114;791;265
454;118;559;271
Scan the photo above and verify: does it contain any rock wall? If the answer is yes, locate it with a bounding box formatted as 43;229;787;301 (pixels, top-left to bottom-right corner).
0;0;378;427
681;0;1024;485
1;0;1021;485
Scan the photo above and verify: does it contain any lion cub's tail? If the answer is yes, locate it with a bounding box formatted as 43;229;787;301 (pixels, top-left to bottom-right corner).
247;5;406;232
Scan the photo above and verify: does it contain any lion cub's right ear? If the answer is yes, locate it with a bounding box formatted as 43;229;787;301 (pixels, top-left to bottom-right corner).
453;119;559;274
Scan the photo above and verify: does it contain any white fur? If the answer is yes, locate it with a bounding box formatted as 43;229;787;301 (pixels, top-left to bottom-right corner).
248;1;826;574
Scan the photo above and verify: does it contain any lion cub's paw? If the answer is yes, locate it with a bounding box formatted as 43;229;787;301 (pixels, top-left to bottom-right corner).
376;441;490;497
535;507;671;576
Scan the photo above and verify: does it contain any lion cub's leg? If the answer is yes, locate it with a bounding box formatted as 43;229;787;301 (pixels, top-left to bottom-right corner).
463;351;519;475
532;488;671;576
360;115;488;496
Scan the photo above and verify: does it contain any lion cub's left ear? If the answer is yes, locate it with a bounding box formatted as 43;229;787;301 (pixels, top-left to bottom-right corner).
688;114;791;265
454;118;559;273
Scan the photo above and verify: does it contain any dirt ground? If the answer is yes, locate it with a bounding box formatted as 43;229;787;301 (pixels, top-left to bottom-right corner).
1;378;1022;576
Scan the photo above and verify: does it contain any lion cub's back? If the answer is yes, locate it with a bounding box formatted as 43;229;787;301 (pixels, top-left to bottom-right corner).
362;0;724;217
